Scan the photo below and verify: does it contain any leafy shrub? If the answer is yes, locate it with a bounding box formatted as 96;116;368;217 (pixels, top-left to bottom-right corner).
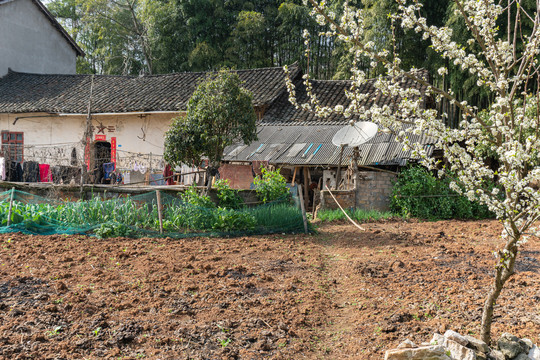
164;203;216;231
212;208;256;231
214;179;244;209
390;166;493;220
181;185;215;208
253;167;289;203
95;222;134;239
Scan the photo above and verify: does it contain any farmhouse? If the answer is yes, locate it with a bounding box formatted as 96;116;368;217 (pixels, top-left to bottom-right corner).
0;0;84;76
0;66;435;210
0;65;302;184
221;70;436;210
0;69;433;177
0;0;437;211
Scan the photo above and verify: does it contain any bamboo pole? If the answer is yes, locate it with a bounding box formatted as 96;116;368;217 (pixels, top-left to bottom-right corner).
297;184;309;234
353;146;359;209
303;167;310;211
156;190;163;234
335;145;345;189
7;187;15;227
291;167;298;184
325;185;365;231
82;75;95;186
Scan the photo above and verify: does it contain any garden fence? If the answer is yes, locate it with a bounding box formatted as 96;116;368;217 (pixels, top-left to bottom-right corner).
0;188;307;238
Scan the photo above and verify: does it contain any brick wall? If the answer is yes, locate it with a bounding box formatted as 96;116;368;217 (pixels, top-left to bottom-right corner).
356;171;396;211
218;164;254;189
320;189;356;210
319;171;396;212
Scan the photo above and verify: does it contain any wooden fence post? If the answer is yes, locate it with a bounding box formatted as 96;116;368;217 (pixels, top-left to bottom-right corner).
7;187;15;227
156;190;163;234
298;184;309;234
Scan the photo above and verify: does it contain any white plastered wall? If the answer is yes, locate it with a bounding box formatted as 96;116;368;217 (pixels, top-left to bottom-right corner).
0;112;181;169
0;0;77;76
88;112;179;171
0;112;85;165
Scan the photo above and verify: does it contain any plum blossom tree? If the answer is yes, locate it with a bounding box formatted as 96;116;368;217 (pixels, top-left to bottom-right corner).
286;0;540;344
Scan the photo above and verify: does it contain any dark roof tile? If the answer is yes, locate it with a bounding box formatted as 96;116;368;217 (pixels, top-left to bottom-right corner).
0;64;301;114
260;69;429;126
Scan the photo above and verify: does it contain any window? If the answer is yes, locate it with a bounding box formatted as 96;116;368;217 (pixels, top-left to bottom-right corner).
1;131;24;163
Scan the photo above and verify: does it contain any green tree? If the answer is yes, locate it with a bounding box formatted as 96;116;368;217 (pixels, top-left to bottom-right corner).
179;0;245;71
48;0;175;74
276;2;337;78
164;70;257;188
80;0;156;74
226;11;270;68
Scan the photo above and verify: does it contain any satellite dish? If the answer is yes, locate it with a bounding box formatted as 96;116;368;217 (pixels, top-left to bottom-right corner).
332;121;379;147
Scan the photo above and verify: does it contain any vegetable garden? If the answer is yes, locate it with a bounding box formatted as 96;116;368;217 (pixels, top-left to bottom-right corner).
0;185;306;238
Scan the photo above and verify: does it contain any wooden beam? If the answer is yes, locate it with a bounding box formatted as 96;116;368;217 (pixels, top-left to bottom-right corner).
297;184;309;234
291;167;298;184
335;145;345;189
357;165;398;175
156;190;163;234
353;147;359;209
7;188;15;227
303;166;310;210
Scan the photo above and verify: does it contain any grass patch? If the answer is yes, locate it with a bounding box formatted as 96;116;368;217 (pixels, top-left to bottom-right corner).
317;208;397;223
251;203;309;232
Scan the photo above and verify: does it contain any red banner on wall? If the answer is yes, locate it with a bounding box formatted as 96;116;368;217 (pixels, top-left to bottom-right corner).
111;137;117;165
95;135;106;141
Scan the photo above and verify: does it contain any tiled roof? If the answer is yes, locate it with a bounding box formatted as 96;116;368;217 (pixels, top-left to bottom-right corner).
0;0;84;56
223;124;435;167
0;64;301;114
260;69;429;126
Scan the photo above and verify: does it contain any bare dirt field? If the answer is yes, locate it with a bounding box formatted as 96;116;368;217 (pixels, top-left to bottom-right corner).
0;219;539;359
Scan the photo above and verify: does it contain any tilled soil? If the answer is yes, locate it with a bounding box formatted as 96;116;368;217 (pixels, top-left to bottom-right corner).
0;219;538;359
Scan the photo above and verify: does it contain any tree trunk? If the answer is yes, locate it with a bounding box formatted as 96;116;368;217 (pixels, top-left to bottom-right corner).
206;167;213;193
205;162;219;193
480;227;519;344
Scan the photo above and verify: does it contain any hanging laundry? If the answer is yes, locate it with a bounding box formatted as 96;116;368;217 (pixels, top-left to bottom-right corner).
6;162;23;182
39;164;51;183
51;166;62;184
0;157;5;181
15;162;22;182
114;171;123;184
163;164;174;185
103;162;115;182
23;161;40;182
122;171;131;184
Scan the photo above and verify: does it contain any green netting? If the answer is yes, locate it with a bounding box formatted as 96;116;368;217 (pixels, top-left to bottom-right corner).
0;189;310;238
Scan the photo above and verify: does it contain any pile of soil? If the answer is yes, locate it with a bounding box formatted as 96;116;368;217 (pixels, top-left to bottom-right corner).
0;219;538;359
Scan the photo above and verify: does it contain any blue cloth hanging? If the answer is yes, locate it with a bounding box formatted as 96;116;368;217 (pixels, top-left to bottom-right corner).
103;162;115;180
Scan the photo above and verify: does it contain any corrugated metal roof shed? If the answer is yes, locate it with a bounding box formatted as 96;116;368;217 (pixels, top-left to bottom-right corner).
223;124;435;166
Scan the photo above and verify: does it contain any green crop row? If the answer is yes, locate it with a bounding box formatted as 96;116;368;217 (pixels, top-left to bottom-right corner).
0;192;305;238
